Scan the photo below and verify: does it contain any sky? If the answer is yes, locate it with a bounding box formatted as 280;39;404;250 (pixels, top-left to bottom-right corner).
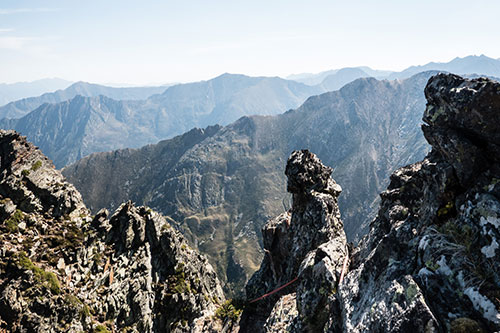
1;0;500;85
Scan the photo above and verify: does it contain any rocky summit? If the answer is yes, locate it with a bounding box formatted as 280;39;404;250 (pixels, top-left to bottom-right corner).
338;73;500;332
0;130;227;332
240;150;348;332
237;73;500;332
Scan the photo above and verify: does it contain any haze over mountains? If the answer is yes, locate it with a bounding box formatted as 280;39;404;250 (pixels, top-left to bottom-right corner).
0;82;170;119
0;78;72;106
1;74;323;167
287;54;500;84
3;54;500;170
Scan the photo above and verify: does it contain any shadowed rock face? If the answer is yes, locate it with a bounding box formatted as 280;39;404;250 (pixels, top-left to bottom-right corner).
339;74;500;332
0;130;227;332
238;74;500;332
241;150;348;332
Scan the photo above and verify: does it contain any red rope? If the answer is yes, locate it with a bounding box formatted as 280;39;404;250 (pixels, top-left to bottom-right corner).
248;277;299;303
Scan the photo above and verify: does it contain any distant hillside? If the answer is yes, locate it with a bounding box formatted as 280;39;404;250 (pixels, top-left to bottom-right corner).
0;78;71;107
1;74;323;167
319;67;371;91
389;54;500;79
287;66;392;85
0;81;169;119
63;72;434;293
288;54;500;84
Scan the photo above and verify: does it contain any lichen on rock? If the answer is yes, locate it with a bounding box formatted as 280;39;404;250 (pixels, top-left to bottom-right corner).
0;130;227;333
339;74;500;332
240;149;348;332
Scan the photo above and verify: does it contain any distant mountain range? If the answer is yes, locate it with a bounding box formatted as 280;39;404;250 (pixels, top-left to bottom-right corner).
388;54;500;79
0;81;170;119
1;74;323;167
62;71;435;292
287;66;391;85
1;55;500;169
0;78;72;106
288;54;500;84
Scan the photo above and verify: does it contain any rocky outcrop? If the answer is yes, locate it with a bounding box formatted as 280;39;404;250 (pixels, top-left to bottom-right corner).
0;129;87;219
239;73;500;332
0;130;226;332
339;73;500;332
240;150;348;332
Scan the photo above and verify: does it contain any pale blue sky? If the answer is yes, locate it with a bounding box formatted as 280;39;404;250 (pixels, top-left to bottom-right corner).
1;0;499;85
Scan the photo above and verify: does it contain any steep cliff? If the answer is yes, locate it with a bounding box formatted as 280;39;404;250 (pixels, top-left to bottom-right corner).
338;73;500;332
240;74;500;332
0;130;226;332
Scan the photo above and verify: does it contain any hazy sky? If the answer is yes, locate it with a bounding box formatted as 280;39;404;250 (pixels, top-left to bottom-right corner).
1;0;499;85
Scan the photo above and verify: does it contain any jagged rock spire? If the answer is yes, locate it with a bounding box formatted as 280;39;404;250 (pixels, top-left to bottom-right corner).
241;149;348;332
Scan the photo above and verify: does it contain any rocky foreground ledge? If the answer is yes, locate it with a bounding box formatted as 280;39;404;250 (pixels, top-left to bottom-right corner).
238;73;500;332
0;130;226;332
339;73;500;332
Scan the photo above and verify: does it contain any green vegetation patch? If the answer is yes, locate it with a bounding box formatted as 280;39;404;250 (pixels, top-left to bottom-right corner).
65;294;90;319
168;263;192;295
215;299;243;322
439;221;475;253
4;209;24;233
13;252;61;294
94;325;111;333
31;160;43;171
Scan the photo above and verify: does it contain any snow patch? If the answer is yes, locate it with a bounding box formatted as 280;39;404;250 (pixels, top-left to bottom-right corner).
464;287;500;324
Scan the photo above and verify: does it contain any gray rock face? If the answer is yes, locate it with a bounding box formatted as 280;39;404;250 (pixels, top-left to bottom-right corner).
339;73;500;332
0;131;227;332
0;130;87;218
241;150;348;332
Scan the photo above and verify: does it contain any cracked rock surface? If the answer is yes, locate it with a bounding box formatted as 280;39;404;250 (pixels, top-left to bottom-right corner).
339;74;500;332
0;130;227;332
240;149;348;332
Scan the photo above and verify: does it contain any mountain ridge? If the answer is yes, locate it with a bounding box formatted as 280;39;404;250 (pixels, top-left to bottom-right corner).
1;74;324;167
0;81;170;119
62;71;435;293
